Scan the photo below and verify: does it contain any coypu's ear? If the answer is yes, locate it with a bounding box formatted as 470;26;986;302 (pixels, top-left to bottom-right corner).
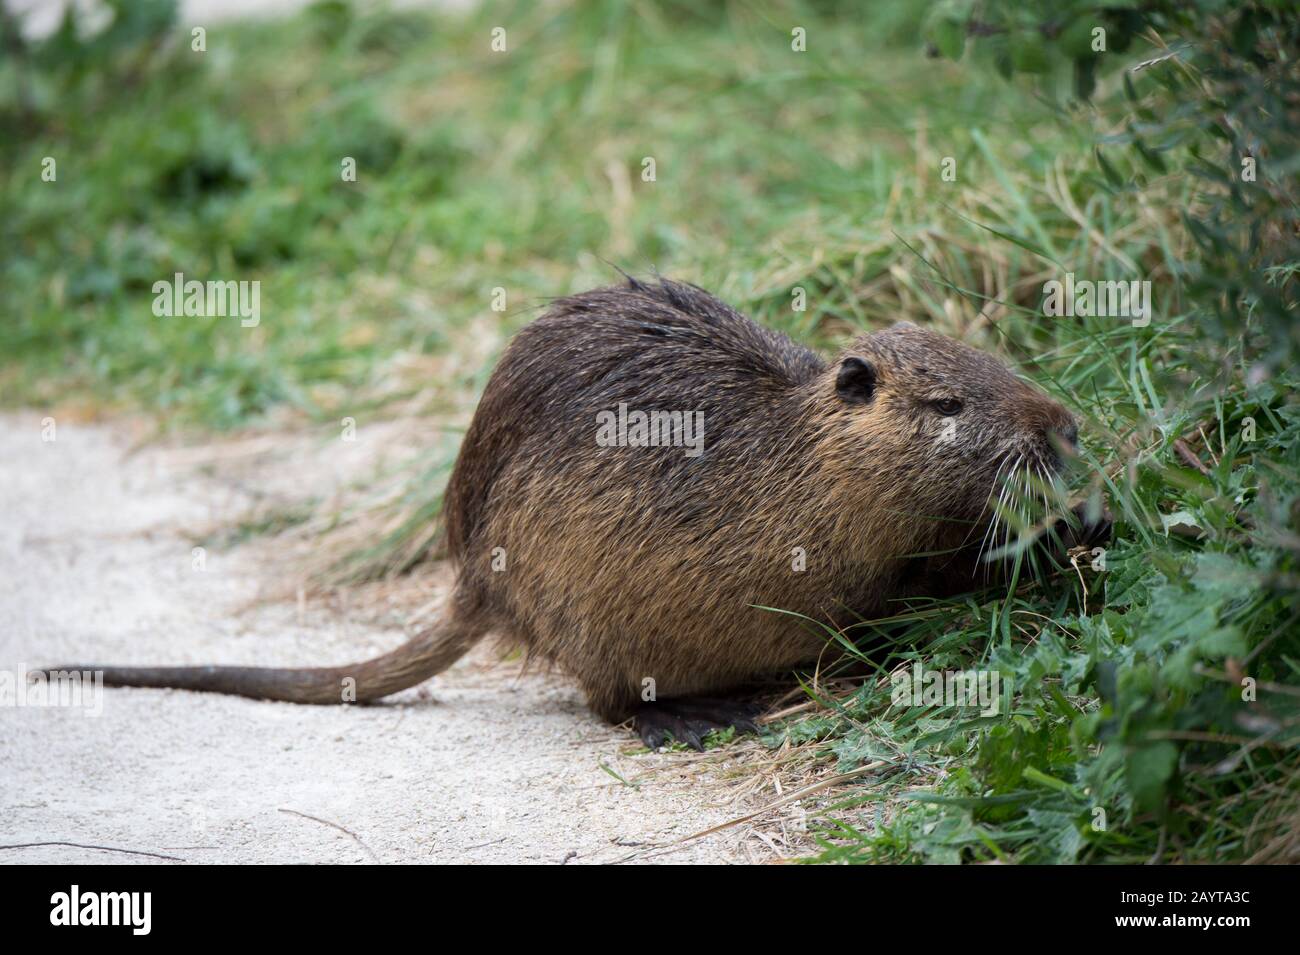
836;356;876;405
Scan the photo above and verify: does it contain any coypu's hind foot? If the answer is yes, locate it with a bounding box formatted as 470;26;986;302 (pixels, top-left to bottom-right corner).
635;697;764;751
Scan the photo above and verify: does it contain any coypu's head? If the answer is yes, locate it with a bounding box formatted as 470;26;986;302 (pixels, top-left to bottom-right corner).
824;321;1077;539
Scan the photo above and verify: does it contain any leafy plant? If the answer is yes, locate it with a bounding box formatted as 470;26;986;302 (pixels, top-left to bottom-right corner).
808;0;1299;864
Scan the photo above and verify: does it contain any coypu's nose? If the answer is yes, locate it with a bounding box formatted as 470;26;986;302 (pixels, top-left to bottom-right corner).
1044;413;1079;470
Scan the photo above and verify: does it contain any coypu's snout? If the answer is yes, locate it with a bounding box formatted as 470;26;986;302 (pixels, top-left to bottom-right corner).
1049;416;1079;468
1028;399;1079;473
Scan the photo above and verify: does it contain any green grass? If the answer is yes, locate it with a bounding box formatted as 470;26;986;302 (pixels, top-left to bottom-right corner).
1;0;1089;424
3;0;1296;864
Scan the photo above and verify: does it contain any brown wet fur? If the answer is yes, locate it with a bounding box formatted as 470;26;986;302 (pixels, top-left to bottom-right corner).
42;279;1077;728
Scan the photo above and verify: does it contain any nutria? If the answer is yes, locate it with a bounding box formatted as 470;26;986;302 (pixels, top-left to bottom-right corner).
40;278;1090;748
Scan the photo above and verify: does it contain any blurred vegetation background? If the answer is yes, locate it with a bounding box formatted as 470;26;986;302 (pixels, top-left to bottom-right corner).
2;0;1296;863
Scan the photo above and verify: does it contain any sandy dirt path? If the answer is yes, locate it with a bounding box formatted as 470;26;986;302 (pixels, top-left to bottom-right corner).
0;412;782;864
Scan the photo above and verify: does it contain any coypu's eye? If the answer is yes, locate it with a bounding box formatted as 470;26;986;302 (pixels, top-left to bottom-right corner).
934;397;963;416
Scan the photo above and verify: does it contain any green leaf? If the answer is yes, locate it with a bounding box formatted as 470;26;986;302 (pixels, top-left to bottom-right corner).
1126;741;1179;814
1022;766;1075;794
1095;147;1124;188
931;18;966;61
1074;57;1097;101
1010;34;1050;74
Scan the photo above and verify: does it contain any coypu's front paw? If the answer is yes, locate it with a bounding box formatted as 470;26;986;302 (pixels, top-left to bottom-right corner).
635;697;763;751
1058;500;1113;550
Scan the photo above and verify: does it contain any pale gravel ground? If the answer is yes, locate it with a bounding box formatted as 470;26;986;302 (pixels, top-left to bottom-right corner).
0;412;764;864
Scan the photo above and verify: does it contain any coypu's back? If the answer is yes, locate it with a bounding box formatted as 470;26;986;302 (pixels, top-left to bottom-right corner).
444;278;825;560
